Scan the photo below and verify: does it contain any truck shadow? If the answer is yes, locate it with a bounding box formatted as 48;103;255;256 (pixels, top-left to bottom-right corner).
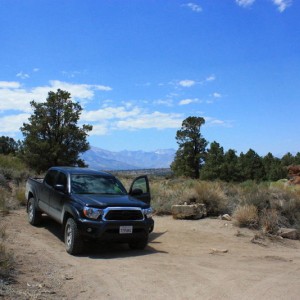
37;215;168;258
85;231;168;259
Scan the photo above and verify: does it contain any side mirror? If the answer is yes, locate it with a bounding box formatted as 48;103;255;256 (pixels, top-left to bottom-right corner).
54;184;66;193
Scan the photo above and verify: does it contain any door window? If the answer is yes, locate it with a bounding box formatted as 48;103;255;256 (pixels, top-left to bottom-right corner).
44;170;58;187
131;177;148;194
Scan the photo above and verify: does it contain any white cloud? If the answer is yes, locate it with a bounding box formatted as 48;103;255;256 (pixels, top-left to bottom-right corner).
178;80;196;87
33;68;39;72
47;80;112;100
205;75;215;82
0;80;113;113
183;3;203;12
236;0;292;11
235;0;255;7
0;81;21;89
0;87;34;112
16;71;30;79
116;111;183;130
179;98;199;105
0;113;30;133
272;0;292;12
153;99;173;106
0;79;114;136
212;92;222;98
82;106;141;122
205;116;233;127
88;123;109;136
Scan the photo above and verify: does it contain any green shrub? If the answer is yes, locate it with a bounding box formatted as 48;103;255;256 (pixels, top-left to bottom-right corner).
239;185;272;212
0;154;26;171
0;154;30;185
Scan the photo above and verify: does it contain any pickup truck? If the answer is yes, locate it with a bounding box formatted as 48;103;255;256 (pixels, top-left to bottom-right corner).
25;167;154;255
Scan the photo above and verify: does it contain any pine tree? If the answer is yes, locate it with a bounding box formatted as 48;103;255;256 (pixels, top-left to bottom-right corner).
20;89;92;172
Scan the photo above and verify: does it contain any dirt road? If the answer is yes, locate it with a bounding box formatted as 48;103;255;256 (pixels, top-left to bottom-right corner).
1;209;300;299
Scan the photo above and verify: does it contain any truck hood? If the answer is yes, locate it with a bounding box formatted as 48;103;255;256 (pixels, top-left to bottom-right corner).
72;194;149;208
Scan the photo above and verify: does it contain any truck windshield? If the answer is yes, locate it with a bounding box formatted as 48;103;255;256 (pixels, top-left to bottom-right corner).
71;174;127;195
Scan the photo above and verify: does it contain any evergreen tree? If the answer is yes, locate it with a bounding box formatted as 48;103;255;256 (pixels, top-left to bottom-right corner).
20;89;92;172
171;116;208;178
201;141;224;180
0;136;20;155
263;152;286;181
221;149;240;182
281;152;295;167
293;152;300;165
238;149;265;181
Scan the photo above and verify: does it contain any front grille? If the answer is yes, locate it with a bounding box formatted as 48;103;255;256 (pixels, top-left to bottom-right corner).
104;208;144;221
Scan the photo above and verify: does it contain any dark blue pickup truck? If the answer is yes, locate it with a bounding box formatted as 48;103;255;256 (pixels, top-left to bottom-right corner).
25;167;154;255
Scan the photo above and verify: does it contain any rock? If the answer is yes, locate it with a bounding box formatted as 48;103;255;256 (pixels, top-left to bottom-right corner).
209;248;229;254
171;203;207;220
277;228;298;240
221;214;232;221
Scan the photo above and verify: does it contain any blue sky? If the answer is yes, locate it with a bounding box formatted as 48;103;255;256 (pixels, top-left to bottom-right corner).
0;0;299;156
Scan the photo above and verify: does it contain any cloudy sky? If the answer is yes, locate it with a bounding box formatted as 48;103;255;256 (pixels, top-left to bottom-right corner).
0;0;299;156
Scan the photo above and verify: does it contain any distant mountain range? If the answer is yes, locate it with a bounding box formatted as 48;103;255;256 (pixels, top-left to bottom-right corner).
81;147;176;170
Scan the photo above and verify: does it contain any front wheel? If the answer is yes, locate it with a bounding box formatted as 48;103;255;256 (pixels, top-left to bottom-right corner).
27;197;42;226
64;218;84;255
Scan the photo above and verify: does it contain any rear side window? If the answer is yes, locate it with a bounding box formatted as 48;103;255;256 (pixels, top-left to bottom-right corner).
56;172;68;192
44;170;58;187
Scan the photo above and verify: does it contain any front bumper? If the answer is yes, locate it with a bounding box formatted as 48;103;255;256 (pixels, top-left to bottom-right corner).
76;217;154;242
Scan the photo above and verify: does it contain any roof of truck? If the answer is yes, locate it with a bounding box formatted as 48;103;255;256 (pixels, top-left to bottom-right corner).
48;166;113;176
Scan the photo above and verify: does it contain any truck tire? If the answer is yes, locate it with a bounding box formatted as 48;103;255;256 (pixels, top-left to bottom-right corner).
27;197;42;226
129;236;148;250
64;218;84;255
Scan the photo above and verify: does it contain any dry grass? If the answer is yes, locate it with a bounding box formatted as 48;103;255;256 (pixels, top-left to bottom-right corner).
15;185;27;206
193;181;229;216
233;205;259;229
150;178;192;215
0;188;10;215
0;223;13;280
260;208;279;234
0;187;13;280
119;175;300;233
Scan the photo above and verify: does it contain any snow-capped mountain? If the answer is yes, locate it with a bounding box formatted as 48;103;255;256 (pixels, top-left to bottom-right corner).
81;147;176;170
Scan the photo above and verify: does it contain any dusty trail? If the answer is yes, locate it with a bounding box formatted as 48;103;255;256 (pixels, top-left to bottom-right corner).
1;209;300;299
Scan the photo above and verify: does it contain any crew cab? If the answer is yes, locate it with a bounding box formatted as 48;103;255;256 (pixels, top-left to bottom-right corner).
25;167;154;255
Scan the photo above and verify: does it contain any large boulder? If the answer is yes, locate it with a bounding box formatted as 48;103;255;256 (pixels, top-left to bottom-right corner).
171;203;207;220
287;165;300;185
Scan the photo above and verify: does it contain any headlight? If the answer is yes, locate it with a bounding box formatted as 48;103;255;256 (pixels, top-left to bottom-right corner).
83;207;103;219
143;207;153;218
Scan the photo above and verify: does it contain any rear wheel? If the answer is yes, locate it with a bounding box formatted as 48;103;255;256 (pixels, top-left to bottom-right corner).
64;218;84;255
27;197;42;226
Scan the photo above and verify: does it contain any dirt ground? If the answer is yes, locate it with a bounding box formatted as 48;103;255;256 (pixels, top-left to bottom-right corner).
1;209;300;300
